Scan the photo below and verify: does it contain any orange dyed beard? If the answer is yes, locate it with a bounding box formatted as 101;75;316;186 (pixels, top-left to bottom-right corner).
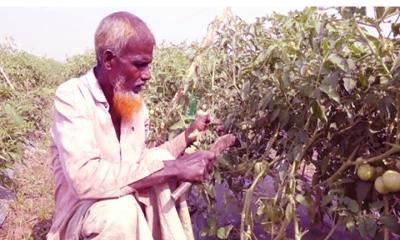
113;91;143;122
111;75;144;122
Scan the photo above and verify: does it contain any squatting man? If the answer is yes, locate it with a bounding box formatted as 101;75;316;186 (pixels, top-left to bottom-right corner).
47;11;223;239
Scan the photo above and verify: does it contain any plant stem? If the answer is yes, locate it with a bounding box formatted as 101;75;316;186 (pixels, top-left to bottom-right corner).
383;195;390;240
240;167;268;240
323;214;339;240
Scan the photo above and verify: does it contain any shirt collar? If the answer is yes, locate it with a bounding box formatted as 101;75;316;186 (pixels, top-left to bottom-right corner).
85;68;108;104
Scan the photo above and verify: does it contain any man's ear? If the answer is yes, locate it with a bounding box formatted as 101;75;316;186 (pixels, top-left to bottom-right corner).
102;50;115;70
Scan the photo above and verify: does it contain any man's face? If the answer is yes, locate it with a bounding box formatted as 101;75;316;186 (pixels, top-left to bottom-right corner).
111;36;154;94
108;36;154;121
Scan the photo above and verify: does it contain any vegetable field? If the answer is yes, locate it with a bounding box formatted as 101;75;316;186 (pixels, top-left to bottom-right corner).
1;7;400;240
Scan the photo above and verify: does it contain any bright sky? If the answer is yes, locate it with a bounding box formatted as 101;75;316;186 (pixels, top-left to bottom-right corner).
0;0;397;62
0;6;297;61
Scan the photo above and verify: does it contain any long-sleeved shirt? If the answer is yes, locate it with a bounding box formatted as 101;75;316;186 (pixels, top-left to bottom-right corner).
47;69;191;239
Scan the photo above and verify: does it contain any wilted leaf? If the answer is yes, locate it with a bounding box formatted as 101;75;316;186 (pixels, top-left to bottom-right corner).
285;203;294;221
346;217;356;232
241;81;251;100
295;194;311;207
374;7;385;20
343;77;356;92
320;155;330;175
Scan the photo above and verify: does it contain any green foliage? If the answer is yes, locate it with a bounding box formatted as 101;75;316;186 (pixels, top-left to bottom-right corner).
0;44;94;188
63;51;96;78
147;7;400;239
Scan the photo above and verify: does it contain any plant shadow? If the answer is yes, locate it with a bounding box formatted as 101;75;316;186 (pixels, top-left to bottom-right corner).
31;218;52;240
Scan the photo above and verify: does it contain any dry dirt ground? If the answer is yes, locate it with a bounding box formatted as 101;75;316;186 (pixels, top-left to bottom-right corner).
0;135;54;240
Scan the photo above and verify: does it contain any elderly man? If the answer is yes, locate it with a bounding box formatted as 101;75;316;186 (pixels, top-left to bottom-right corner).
47;12;215;240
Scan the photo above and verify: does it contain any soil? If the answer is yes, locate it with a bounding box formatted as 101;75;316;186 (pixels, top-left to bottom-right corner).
0;136;54;240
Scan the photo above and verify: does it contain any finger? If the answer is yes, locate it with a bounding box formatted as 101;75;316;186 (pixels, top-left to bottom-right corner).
196;109;209;117
188;129;200;140
206;161;214;174
197;113;210;125
207;151;216;163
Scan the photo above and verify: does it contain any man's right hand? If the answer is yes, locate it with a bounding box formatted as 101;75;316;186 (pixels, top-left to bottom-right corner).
175;151;215;183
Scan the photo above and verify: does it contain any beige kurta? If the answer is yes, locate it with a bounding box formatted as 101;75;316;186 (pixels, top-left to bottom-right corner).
47;69;194;240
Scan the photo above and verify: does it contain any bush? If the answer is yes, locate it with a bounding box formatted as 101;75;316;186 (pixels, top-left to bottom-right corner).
148;7;400;239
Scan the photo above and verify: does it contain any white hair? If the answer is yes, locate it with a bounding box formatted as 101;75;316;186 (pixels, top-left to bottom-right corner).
94;12;154;62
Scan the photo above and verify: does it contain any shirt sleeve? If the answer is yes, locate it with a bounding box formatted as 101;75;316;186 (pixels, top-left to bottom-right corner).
157;131;188;158
51;83;163;200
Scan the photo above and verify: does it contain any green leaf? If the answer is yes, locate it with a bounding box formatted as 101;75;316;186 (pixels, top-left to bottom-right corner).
216;227;226;239
343;197;359;213
4;104;25;126
187;95;197;116
328;53;348;72
380;214;400;234
216;225;233;239
169;119;187;130
207;217;217;235
320;74;340;103
358;217;377;238
311;100;327;123
369;200;384;211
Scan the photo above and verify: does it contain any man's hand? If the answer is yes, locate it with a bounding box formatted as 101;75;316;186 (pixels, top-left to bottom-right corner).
175;150;215;183
185;111;210;144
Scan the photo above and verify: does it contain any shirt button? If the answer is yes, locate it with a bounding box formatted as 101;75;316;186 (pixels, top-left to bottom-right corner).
131;126;135;131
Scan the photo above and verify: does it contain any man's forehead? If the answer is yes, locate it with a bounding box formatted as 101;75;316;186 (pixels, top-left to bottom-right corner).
120;37;154;57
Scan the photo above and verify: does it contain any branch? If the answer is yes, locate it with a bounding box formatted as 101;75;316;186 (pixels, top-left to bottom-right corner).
314;146;359;188
315;144;400;188
355;22;392;79
0;66;15;90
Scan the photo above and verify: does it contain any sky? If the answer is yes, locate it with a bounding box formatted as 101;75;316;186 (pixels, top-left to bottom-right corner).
0;6;298;61
0;0;398;62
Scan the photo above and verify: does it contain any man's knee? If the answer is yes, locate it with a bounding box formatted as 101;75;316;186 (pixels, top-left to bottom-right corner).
82;194;145;236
